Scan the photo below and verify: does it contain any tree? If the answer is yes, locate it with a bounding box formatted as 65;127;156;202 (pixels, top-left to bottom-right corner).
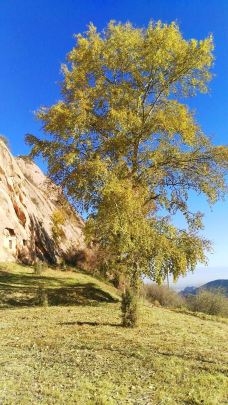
26;21;228;327
51;209;66;242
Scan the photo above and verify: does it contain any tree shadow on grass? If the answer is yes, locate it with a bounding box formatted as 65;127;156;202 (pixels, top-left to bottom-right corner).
0;270;118;308
170;307;227;324
0;270;64;288
59;320;121;327
48;284;117;306
156;349;227;372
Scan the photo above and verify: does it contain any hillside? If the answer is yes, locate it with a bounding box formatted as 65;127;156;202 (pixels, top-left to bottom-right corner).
182;279;228;297
0;263;119;308
0;264;227;404
198;279;228;295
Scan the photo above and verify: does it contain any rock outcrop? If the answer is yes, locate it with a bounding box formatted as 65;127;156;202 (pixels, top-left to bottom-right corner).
0;139;85;263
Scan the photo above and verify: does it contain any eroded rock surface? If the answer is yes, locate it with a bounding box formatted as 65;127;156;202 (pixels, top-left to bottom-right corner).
0;140;84;263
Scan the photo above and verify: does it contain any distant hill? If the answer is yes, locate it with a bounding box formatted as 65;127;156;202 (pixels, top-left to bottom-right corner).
181;279;228;296
197;279;228;296
181;286;197;296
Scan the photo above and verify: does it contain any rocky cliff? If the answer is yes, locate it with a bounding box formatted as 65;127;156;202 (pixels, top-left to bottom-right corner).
0;139;85;263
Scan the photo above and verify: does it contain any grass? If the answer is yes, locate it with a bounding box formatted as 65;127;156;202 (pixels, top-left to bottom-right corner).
0;262;119;307
0;264;228;404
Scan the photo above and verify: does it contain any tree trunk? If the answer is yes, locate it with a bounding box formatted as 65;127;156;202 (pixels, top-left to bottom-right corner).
121;266;139;328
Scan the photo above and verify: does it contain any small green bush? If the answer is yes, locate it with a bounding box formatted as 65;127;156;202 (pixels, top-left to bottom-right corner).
186;289;228;317
59;259;68;271
33;261;45;275
143;283;185;308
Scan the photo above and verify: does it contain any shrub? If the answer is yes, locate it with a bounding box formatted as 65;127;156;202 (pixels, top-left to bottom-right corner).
17;154;33;162
186;289;228;317
34;261;45;275
143;283;185;308
59;259;68;271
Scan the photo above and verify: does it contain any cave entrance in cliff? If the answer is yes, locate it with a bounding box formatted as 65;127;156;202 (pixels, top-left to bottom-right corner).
3;228;17;251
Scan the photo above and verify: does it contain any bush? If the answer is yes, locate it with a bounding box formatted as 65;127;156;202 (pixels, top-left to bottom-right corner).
143;283;185;308
186;289;228;317
33;261;45;275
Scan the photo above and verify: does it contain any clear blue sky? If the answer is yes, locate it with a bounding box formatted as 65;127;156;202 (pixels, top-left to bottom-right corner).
0;0;227;287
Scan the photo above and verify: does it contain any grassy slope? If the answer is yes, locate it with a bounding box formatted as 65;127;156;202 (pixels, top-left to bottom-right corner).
0;264;227;405
0;263;119;307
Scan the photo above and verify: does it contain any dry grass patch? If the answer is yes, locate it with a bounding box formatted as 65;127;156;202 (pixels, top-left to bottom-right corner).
0;301;227;404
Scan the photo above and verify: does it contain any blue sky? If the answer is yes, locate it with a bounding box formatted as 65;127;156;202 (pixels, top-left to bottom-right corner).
0;0;227;287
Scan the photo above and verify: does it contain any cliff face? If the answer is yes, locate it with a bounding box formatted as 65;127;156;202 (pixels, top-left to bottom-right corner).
0;140;85;263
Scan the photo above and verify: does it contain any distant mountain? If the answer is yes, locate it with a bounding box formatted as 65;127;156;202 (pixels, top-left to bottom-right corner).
181;279;228;297
197;280;228;296
181;286;197;296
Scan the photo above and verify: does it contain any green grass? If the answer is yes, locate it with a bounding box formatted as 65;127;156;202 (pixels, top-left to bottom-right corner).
0;262;119;307
0;264;227;404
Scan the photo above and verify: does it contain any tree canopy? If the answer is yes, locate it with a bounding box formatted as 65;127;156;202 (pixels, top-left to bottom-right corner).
26;21;228;287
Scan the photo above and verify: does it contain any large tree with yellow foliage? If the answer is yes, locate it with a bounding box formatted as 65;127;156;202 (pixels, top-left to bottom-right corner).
27;21;228;326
